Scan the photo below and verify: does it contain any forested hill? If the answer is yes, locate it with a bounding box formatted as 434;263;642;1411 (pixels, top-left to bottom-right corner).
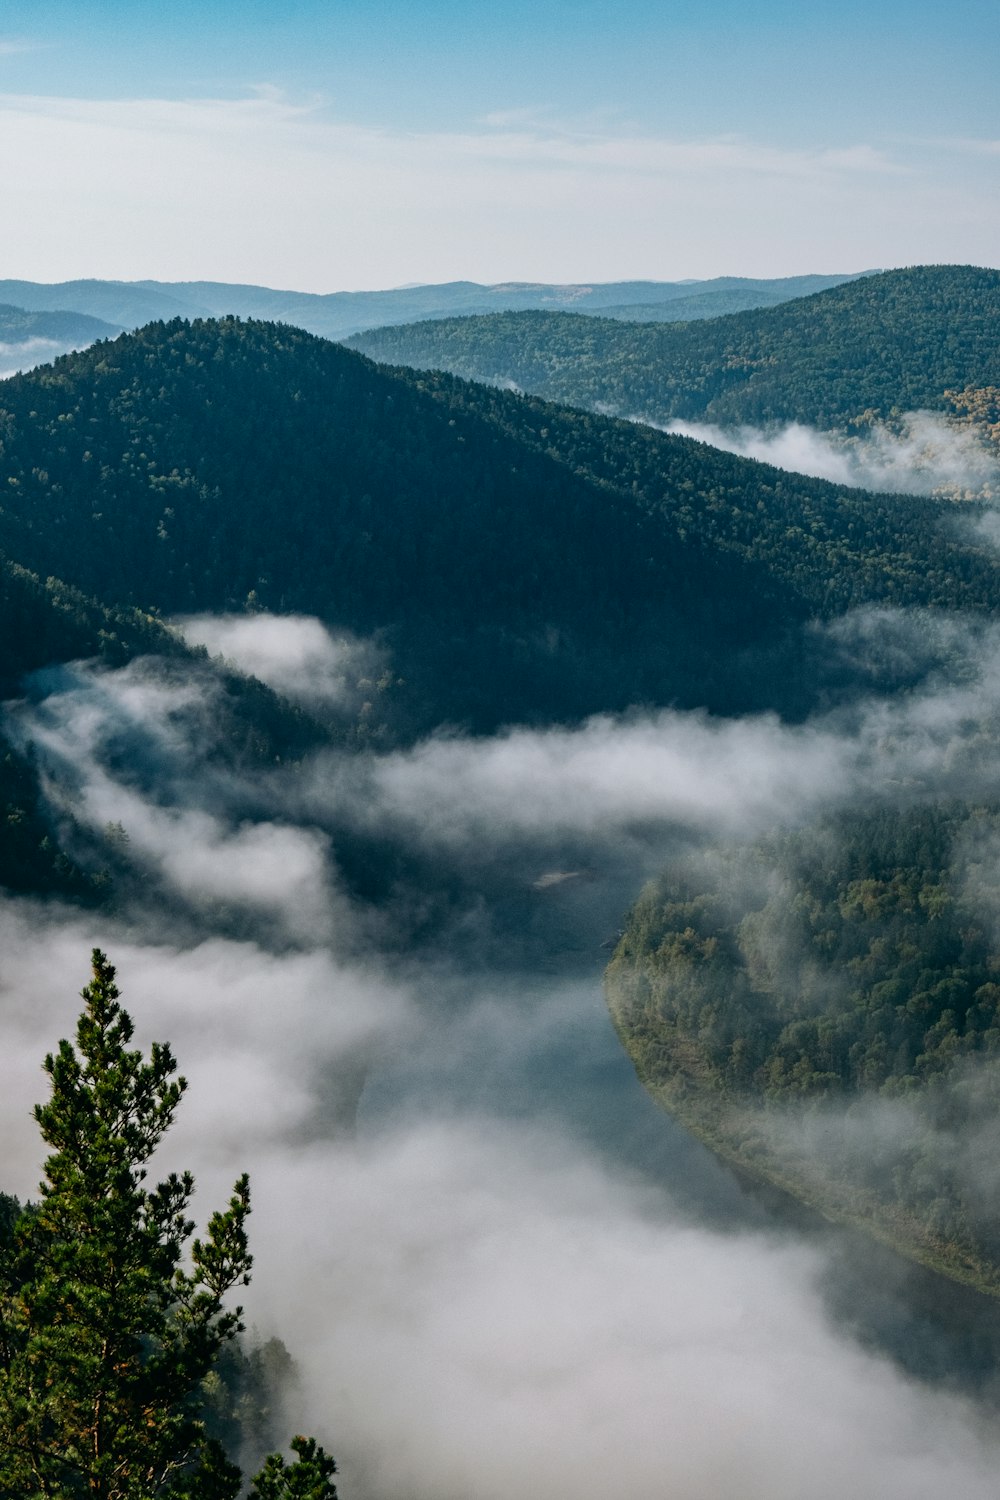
605;803;1000;1295
400;369;1000;622
2;318;1000;738
0;316;788;732
348;264;1000;431
0;553;195;697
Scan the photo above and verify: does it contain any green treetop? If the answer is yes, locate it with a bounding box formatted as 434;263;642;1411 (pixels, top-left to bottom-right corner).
0;949;338;1500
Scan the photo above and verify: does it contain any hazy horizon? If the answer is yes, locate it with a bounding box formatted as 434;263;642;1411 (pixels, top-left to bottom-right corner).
0;0;996;287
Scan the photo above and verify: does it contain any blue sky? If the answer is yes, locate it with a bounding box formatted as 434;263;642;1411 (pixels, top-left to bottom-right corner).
1;0;997;288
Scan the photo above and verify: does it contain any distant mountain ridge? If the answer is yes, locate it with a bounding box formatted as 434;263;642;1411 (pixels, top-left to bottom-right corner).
599;281;852;322
0;305;118;344
0;271;870;346
0;304;121;378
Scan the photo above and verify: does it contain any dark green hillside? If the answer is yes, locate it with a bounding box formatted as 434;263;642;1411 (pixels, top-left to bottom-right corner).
0;318;852;732
2;316;1000;733
349;265;1000;431
0;554;188;695
606;803;1000;1293
0;317;780;730
400;369;1000;621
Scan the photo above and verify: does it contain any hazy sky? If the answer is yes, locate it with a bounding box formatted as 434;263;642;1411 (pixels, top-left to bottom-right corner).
0;1;997;294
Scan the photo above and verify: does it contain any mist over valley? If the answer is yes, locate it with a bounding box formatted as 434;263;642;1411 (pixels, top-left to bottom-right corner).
5;265;1000;1496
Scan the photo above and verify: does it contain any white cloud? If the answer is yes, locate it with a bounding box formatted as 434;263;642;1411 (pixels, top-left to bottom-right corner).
663;412;1000;498
0;336;73;378
0;90;994;286
175;612;380;712
258;1125;1000;1500
1;903;999;1500
294;624;1000;856
5;658;338;941
6;626;1000;1495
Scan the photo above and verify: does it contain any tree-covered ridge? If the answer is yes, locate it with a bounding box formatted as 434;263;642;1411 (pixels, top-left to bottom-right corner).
401;369;1000;620
599;273;872;323
0;553;189;695
606;803;1000;1292
348;265;1000;431
3;316;1000;738
0;315;792;730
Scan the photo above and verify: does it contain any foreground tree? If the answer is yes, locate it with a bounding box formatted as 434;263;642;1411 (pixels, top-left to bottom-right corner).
0;950;337;1500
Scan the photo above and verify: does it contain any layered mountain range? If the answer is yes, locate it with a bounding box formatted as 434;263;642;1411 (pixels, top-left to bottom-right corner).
349;264;1000;432
3;270;1000;1292
0;270;868;346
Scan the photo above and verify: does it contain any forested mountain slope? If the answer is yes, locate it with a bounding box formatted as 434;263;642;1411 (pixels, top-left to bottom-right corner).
349;265;1000;431
1;318;999;737
403;369;1000;621
0;317;786;731
0;555;180;695
606;802;1000;1294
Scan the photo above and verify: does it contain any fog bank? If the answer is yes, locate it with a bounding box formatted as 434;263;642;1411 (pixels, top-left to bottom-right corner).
4;607;1000;1495
665;411;1000;498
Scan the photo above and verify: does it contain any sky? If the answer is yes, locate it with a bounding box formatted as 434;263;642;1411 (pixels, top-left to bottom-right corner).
0;0;998;289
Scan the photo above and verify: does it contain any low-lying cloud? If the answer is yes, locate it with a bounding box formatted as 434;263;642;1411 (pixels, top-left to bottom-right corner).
0;336;80;379
2;907;1000;1500
175;613;384;715
665;411;1000;498
5;606;1000;1496
291;611;1000;861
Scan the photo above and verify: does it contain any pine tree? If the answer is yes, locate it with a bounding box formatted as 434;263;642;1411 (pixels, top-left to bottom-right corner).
248;1437;338;1500
0;950;337;1500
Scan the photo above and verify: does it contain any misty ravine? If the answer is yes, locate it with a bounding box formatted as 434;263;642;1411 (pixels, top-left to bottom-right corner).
3;0;1000;1482
5;610;1000;1499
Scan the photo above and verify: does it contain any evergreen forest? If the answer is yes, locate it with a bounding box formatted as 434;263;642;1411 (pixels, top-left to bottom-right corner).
349;264;1000;431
